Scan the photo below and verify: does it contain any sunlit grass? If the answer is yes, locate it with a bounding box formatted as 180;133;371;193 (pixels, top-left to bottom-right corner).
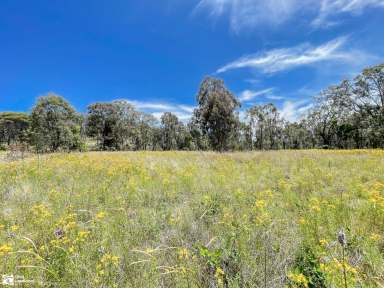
1;150;384;287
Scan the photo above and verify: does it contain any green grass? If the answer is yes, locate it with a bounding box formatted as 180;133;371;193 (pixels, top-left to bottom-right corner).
1;150;384;287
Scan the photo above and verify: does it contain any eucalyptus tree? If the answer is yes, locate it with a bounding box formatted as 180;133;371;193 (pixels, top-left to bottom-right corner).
352;64;384;147
0;112;30;146
246;103;282;150
194;77;240;151
282;121;313;149
160;112;181;150
86;101;140;150
30;93;83;152
134;112;158;150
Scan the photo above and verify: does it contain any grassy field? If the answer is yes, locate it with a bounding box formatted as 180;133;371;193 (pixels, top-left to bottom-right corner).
1;151;384;287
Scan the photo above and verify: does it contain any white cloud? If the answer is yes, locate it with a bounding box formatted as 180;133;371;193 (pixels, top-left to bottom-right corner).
280;100;313;122
266;95;284;100
195;0;307;31
217;36;371;74
238;88;274;101
177;104;196;113
125;100;175;111
313;0;384;27
244;78;261;85
195;0;384;31
125;99;195;122
151;111;192;121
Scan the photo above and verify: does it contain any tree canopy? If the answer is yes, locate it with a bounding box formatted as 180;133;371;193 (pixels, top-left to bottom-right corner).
0;112;30;146
2;63;384;152
194;77;240;151
30;93;83;152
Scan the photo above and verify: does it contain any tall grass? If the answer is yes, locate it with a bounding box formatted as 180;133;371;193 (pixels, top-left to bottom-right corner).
1;150;384;287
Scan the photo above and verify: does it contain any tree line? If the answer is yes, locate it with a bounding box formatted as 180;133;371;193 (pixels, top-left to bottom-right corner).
1;63;383;152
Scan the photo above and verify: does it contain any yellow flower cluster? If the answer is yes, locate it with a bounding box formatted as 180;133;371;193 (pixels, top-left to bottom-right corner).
255;199;267;209
100;254;120;267
31;204;51;220
298;218;307;225
369;182;384;208
320;258;358;275
178;248;189;260
30;204;51;225
252;197;271;225
215;267;225;286
57;213;78;231
0;244;13;256
96;211;107;220
76;230;90;243
10;225;19;232
309;198;321;213
50;235;71;246
221;209;234;225
94;251;121;286
288;272;309;288
370;233;381;242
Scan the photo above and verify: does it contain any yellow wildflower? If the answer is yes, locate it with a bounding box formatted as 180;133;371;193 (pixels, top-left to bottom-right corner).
298;218;307;225
96;211;106;220
31;204;51;219
0;244;13;256
76;230;90;242
100;254;120;267
288;272;309;288
332;258;358;275
111;256;120;265
310;204;321;212
178;248;189;260
65;221;77;230
255;199;267;209
370;233;381;242
215;267;225;285
10;225;19;232
309;198;321;212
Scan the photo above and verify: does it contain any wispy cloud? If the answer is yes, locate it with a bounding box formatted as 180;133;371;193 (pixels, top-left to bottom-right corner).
238;88;285;102
217;36;371;74
195;0;304;31
313;0;384;27
124;99;195;122
151;111;192;121
267;95;284;100
238;88;274;101
178;104;196;113
195;0;384;31
126;100;175;111
280;100;313;122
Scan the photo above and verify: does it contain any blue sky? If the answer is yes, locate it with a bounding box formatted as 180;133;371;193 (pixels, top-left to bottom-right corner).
1;0;383;121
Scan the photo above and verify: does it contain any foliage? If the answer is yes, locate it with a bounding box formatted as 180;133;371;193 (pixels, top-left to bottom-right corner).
0;112;30;146
246;103;282;150
160;112;182;150
291;247;326;287
86;101;162;151
30;93;83;152
194;77;241;151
